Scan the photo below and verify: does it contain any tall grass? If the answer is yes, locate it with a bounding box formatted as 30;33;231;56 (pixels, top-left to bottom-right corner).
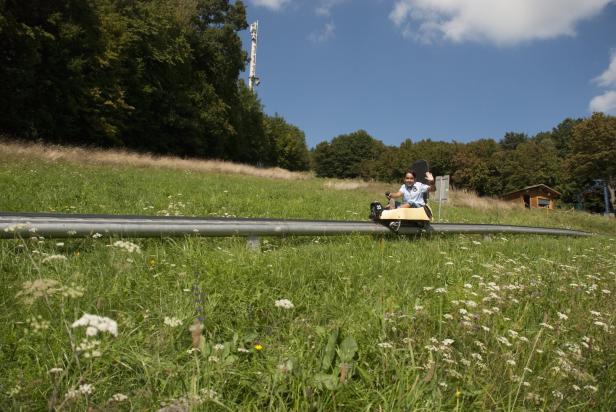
1;145;616;411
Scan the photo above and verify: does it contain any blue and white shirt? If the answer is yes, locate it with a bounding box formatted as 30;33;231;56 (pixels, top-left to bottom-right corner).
399;182;430;206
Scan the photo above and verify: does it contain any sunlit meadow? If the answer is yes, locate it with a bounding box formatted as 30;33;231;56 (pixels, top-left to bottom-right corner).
1;144;616;410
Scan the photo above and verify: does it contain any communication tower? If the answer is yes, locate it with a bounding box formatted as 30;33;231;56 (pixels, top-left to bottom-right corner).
249;21;260;90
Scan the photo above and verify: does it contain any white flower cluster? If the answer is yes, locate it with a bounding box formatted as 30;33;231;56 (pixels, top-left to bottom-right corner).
65;384;94;400
274;299;294;309
112;240;141;253
164;316;182;327
72;313;118;337
41;254;68;263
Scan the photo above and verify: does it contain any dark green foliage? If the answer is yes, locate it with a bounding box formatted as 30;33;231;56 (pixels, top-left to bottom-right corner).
499;132;528;151
313;130;385;178
565;113;616;212
0;0;292;166
264;114;310;171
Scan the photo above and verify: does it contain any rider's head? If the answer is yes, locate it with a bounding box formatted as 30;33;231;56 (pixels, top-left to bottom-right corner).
404;170;416;186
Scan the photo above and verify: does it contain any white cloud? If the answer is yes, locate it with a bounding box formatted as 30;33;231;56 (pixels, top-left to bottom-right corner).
249;0;291;11
593;51;616;87
389;0;614;45
589;90;616;114
309;21;336;43
316;0;345;17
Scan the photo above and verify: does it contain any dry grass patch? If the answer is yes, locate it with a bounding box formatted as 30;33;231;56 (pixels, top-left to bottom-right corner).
0;138;312;180
449;188;519;211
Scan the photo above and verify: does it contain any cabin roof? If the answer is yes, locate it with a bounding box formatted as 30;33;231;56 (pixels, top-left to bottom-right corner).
502;184;562;197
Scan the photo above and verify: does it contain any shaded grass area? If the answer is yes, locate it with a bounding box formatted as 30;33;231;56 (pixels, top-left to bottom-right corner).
1;154;616;410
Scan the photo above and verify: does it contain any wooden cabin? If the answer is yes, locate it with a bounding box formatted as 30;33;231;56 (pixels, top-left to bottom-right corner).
501;184;561;210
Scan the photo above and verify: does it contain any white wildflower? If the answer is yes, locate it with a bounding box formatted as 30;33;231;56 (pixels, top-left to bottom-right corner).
274;299;294;309
602;289;611;295
164;317;182;327
506;359;516;366
79;384;93;395
539;322;554;330
71;313;118;337
442;339;454;346
208;356;219;363
377;342;393;348
443;314;453;320
497;336;512;347
213;344;225;351
92;233;102;239
49;368;63;374
584;385;598;392
435;287;447;294
111;393;128;402
472;241;481;245
237;347;250;353
112;240;141;253
464;283;473;289
557;312;568;321
42;254;67;263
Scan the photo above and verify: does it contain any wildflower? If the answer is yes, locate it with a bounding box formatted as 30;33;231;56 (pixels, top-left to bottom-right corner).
506;359;516;366
572;385;581;391
213;344;225;351
56;242;64;247
208;356;219;363
274;299;294;309
79;384;93;395
445;261;454;266
443;314;453;320
237;347;250;353
593;321;609;331
112;240;141;253
539;322;554;330
464;283;473;289
423;286;434;292
111;393;128;402
497;336;512;347
49;368;63;374
254;344;263;351
42;254;67;263
472;241;481;245
71;313;118;337
602;289;611;294
164;317;182;327
557;312;568;321
377;342;393;348
435;287;447;294
590;310;601;317
92;233;102;239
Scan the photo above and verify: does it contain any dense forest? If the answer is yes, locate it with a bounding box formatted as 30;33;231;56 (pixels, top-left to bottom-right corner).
0;1;614;211
0;0;310;170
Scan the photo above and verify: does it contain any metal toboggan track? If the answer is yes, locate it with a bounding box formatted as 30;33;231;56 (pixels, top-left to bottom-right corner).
0;212;591;239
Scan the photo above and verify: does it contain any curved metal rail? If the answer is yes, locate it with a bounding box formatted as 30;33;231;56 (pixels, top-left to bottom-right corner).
0;212;591;238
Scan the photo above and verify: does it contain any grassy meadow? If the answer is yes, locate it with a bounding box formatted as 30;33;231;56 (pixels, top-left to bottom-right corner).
1;143;616;411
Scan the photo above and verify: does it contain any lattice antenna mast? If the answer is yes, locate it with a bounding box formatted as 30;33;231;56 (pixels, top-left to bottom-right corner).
249;21;260;90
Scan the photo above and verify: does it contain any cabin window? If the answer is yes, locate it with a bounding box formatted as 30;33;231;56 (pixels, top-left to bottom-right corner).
537;197;550;208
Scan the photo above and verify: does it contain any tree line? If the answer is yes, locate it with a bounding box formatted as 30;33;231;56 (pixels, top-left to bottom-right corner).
313;114;616;212
0;0;310;171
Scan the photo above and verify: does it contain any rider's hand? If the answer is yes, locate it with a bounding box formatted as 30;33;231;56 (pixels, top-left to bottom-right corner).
425;172;434;182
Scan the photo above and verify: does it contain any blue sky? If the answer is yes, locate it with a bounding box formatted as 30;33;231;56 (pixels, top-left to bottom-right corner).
240;0;616;148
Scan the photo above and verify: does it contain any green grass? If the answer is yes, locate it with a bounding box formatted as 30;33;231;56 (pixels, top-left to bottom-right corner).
1;154;616;411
